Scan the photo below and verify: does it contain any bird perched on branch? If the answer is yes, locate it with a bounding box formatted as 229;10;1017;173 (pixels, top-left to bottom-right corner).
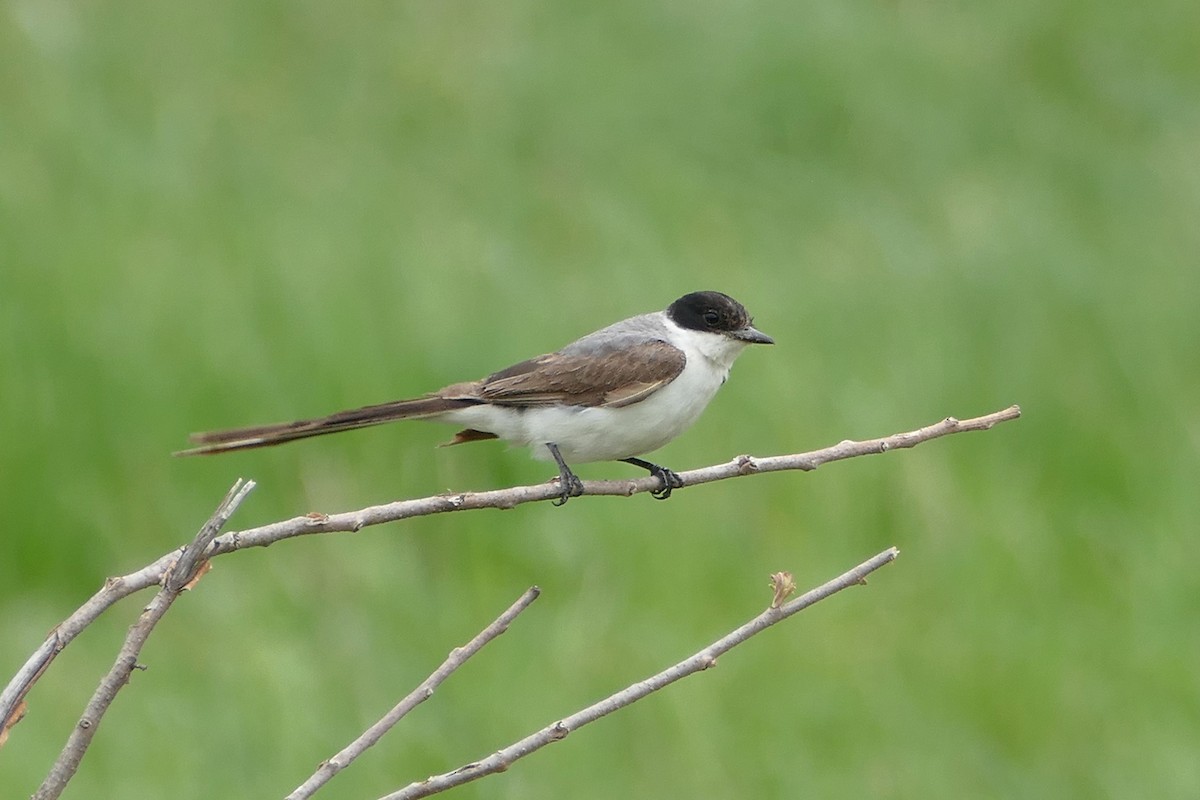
179;291;773;505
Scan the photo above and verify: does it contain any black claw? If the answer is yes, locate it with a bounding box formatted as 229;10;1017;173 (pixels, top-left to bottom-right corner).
553;472;585;506
621;457;684;500
650;466;684;500
546;443;584;507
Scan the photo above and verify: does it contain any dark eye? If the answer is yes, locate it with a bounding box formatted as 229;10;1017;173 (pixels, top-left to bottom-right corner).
702;310;720;326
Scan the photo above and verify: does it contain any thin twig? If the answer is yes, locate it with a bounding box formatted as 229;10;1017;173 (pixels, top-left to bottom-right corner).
30;480;255;800
0;406;1018;740
380;547;900;800
285;586;542;800
0;552;180;743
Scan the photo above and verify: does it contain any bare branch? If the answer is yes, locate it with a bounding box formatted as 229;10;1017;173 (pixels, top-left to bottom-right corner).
0;554;178;743
285;586;542;800
380;547;900;800
208;406;1020;552
1;406;1018;741
30;480;254;800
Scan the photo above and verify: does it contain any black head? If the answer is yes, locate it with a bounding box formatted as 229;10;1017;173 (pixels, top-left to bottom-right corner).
666;291;774;344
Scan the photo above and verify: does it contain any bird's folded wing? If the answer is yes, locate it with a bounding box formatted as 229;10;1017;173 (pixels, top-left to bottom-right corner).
471;340;687;408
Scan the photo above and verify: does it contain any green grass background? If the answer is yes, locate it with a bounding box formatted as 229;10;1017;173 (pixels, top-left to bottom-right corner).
2;1;1197;798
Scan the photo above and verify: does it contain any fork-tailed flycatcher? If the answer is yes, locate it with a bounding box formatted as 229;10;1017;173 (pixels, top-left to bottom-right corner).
178;291;773;505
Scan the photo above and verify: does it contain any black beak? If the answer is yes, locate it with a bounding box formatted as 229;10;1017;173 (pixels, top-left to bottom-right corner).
733;326;774;345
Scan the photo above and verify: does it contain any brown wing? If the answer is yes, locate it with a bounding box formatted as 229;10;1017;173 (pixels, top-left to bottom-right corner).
473;340;687;409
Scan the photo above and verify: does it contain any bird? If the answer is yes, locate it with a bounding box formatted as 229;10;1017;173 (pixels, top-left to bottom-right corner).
178;291;773;505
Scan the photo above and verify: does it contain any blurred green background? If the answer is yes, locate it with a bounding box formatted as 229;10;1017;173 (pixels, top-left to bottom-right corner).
2;0;1197;798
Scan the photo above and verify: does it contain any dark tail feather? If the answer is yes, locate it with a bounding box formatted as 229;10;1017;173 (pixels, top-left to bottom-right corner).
176;396;474;456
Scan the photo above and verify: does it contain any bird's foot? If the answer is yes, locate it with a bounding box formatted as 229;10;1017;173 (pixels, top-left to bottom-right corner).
553;471;585;506
546;442;584;507
621;457;684;500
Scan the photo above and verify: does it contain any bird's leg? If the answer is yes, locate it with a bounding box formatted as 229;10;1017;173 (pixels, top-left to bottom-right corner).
546;442;584;506
621;457;684;500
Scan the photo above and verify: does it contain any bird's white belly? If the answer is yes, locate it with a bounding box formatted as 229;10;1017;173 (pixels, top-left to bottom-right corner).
442;357;730;464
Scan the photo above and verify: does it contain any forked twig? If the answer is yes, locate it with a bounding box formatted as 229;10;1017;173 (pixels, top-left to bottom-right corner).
30;479;255;800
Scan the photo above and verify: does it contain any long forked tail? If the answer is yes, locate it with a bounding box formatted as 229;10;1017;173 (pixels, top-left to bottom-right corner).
176;395;474;456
